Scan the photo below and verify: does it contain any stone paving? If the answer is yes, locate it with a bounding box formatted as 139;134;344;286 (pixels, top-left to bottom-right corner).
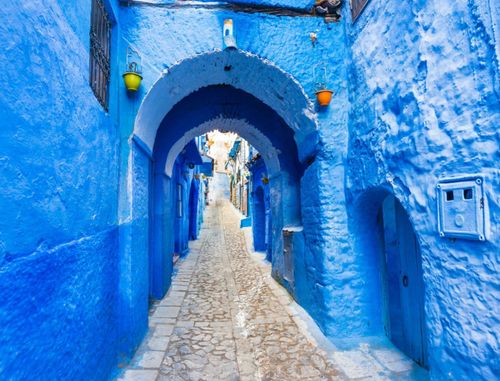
116;201;428;381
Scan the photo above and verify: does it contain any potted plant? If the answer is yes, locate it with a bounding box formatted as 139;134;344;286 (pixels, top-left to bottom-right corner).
314;65;333;106
315;82;333;107
123;62;143;92
261;176;269;185
123;47;143;92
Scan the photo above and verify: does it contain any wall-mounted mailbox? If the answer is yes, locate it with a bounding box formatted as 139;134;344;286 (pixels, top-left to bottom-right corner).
436;175;488;241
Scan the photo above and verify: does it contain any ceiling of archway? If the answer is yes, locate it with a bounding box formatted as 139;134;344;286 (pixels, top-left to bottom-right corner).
151;85;302;179
134;50;318;163
165;117;280;177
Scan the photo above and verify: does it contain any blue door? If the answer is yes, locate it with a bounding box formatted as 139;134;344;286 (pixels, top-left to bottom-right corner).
252;187;266;252
188;179;199;240
379;195;428;368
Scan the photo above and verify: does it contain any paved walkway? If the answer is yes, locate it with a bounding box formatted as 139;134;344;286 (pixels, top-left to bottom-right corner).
117;201;427;381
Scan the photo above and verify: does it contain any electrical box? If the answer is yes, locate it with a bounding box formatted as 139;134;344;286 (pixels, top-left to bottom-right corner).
436;175;487;241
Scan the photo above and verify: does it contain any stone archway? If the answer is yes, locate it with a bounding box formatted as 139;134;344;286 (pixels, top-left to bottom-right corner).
119;51;319;347
133;50;318;162
148;85;304;297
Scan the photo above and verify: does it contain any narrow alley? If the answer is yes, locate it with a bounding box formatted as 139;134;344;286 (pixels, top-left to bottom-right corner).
118;200;424;381
1;1;498;380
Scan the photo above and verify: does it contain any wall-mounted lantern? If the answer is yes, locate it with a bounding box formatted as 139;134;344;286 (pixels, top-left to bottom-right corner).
223;19;237;50
314;65;333;107
123;47;143;92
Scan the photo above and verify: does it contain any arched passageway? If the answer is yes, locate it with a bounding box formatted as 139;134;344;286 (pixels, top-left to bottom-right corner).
122;51;318;310
188;178;200;241
147;84;303;297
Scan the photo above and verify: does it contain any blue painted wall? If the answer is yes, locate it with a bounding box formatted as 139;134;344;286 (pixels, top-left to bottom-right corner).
0;0;134;379
171;141;205;256
345;0;499;378
196;0;315;10
0;0;498;380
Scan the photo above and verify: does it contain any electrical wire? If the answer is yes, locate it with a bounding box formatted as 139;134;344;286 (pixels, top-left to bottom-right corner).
120;0;318;17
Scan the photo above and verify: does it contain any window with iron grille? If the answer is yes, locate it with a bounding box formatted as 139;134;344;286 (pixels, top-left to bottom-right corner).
90;0;111;111
351;0;370;22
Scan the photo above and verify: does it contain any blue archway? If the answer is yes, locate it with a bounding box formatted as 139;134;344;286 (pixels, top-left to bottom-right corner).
124;51;318;317
134;50;318;162
349;187;428;367
148;86;304;296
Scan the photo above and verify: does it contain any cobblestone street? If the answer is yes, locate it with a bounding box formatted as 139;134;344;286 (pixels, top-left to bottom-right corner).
117;201;426;381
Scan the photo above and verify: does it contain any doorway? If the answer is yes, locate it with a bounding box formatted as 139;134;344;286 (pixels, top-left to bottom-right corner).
378;195;428;368
188;179;199;240
253;186;266;251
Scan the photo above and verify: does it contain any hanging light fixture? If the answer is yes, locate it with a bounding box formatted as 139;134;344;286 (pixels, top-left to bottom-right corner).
223;19;237;50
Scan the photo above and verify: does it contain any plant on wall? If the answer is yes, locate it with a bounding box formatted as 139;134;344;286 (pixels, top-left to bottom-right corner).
314;65;333;107
122;46;143;92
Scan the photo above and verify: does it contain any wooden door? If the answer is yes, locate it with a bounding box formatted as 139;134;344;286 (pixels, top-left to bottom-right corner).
380;195;428;368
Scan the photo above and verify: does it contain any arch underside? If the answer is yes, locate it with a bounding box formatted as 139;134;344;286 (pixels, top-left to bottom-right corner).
152;85;302;185
165;117;280;178
134;50;319;163
143;84;305;298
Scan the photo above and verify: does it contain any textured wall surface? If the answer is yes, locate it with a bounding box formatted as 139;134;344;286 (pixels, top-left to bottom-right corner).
346;0;499;379
1;0;498;380
215;0;315;10
0;0;129;380
162;0;315;11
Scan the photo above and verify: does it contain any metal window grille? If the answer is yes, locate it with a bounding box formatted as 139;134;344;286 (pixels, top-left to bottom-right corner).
90;0;111;110
350;0;370;22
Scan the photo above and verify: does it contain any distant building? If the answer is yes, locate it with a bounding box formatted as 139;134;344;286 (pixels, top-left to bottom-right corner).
225;140;271;256
207;130;237;173
226;139;252;216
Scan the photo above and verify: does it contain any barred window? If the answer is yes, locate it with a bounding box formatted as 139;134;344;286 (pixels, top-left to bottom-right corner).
90;0;111;111
351;0;370;22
